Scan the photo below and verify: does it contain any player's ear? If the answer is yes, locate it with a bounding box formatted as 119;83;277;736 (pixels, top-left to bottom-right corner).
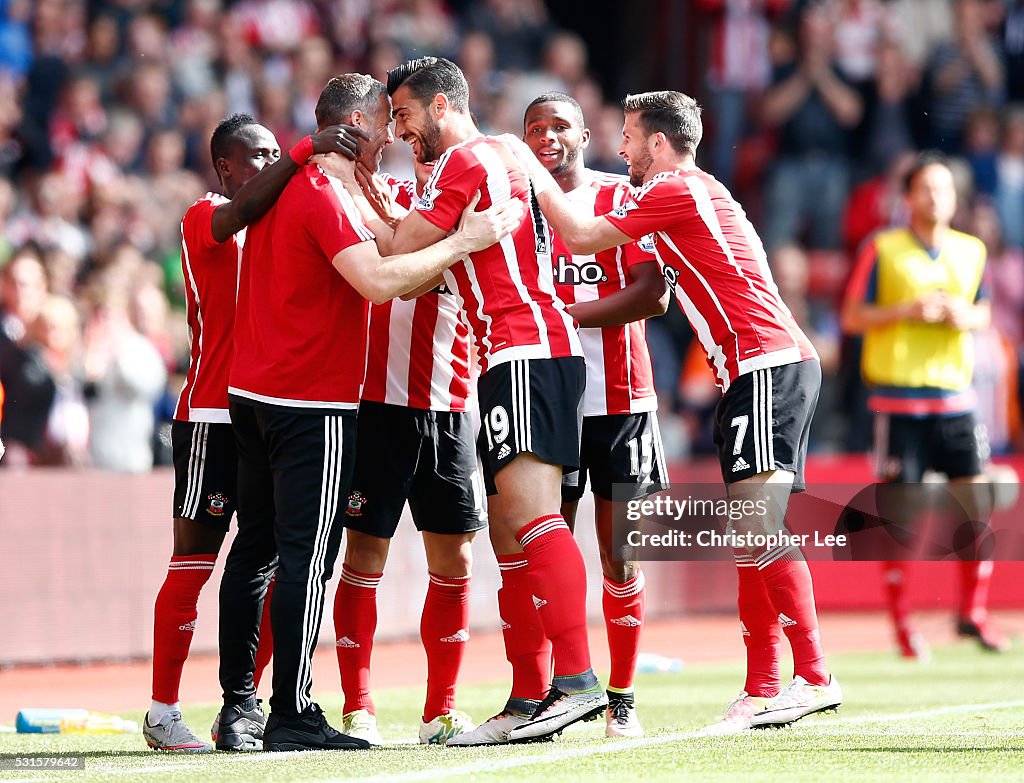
349;110;365;130
580;127;591;150
215;156;230;182
433;92;448;118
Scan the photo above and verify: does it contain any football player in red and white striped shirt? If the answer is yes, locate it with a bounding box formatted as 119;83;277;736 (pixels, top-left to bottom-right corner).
510;90;841;735
523;92;671;739
345;57;605;745
149;113;366;752
218;74;522;754
333;162;485;746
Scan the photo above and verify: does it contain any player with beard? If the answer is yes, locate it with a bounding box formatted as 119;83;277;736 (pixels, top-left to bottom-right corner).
450;92;668;743
146;113;365;752
344;57;605;744
504;90;841;735
217;73;522;752
331;129;485;748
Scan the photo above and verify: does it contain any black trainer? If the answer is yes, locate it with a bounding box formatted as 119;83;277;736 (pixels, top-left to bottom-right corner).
263;703;371;751
214;697;266;751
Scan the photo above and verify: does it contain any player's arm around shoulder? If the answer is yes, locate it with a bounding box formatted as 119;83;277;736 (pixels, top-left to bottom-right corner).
332;193;523;305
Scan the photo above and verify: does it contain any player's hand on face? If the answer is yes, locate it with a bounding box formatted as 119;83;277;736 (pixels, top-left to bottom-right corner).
310;124;369;160
356;162;401;225
457;191;524;251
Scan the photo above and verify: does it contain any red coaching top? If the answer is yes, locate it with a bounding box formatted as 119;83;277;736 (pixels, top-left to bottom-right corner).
553;170;659;417
229;164;374;410
414;135;582;374
605;169;816;392
361;174;472;411
174;193;241;424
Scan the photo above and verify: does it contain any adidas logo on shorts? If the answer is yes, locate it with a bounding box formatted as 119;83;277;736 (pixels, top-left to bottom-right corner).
610;615;642;627
440;629;470;643
732;456;750;472
740;621;750;637
336;636;360;648
501;620;512;630
179;620;197;632
497;443;512;460
532;595;548;609
778;613;797;628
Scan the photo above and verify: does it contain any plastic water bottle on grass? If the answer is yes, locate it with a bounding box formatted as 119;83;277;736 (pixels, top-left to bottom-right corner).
16;709;138;734
635;652;684;674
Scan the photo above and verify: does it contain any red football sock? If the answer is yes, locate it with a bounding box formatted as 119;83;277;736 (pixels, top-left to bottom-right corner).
420;573;471;721
735;552;782;698
959;560;994;623
151;554;216;704
757;547;829;686
497;553;551;701
883;561;910;630
516;515;592;678
253;576;275;690
334;564;382;714
603;572;646;693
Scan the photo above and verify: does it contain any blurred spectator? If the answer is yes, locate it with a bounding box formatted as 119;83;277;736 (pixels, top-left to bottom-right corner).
81;281;166;472
853;35;918;181
921;0;1004;153
464;0;555;72
33;293;89;465
696;0;788;190
0;245;56;465
384;0;459;61
759;5;863;250
770;243;842;448
6;172;89;265
1002;0;1024;101
963;106;1002;196
994;105;1024;249
0;0;33;79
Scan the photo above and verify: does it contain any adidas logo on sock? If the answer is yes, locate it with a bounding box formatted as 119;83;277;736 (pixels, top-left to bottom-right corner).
732;456;750;472
532;595;548;609
610;615;642;627
497;443;512;460
179;620;197;632
500;618;512;630
740;621;750;636
440;629;470;643
778;613;797;628
336;636;360;648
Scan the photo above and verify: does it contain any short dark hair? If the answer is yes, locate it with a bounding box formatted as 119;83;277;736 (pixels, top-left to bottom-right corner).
524;92;584;127
386;57;469;113
622;91;702;156
315;73;388;129
210;113;258;167
902;150;950;192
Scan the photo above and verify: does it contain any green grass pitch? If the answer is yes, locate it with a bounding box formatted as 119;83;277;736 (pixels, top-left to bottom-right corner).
2;643;1022;782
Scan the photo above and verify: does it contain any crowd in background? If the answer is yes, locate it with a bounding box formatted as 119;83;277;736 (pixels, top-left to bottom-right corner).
0;0;1022;471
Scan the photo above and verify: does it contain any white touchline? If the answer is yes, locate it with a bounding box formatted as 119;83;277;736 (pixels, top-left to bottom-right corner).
335;699;1024;783
74;699;1024;780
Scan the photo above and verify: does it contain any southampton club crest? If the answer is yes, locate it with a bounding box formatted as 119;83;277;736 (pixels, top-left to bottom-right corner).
347;491;367;518
207;492;228;517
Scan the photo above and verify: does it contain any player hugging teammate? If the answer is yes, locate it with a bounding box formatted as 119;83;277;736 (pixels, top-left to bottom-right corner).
153;57;841;753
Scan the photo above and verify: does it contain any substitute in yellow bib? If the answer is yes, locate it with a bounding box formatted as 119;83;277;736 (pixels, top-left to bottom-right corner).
841;151;1008;659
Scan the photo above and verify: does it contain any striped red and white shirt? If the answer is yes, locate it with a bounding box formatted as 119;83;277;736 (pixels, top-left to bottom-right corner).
230;164;374;410
415;135;582;374
174;193;240;424
553;171;659;417
362;174;472;411
606;169;816;391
